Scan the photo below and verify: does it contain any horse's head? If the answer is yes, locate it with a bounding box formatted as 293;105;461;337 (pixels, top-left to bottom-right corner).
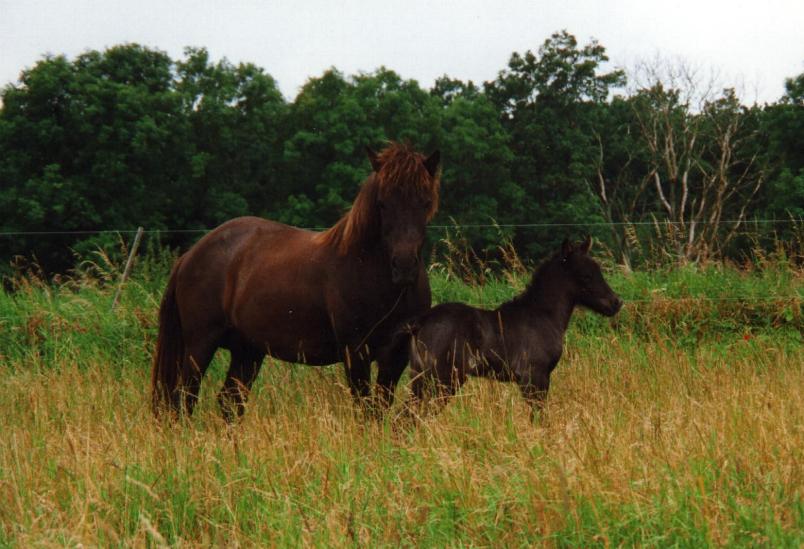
367;144;440;286
560;237;622;316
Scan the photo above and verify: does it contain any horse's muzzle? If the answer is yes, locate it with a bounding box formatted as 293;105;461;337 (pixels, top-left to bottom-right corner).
391;256;419;286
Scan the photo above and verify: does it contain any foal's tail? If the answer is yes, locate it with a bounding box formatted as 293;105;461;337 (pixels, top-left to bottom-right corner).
151;258;185;416
390;319;422;365
390;319;418;346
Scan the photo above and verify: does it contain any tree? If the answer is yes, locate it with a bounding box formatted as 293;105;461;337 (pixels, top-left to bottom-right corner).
484;30;626;257
624;60;765;262
434;83;516;251
280;68;442;227
175;48;287;227
0;45;288;272
758;73;804;225
0;45;188;270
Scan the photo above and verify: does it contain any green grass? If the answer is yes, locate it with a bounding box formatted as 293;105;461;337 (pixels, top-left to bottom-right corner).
0;258;801;546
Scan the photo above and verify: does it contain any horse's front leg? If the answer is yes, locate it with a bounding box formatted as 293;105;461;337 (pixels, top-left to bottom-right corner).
343;345;372;407
373;335;411;417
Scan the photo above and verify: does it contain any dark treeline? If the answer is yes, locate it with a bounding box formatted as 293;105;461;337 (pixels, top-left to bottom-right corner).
1;31;802;273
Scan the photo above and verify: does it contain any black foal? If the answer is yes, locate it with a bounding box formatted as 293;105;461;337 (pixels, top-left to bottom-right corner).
404;237;622;418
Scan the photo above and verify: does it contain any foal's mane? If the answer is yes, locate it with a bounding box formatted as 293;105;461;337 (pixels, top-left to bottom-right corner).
507;251;564;307
316;142;440;255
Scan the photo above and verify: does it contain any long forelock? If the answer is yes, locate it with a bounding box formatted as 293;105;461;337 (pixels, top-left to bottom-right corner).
375;143;440;220
317;143;440;255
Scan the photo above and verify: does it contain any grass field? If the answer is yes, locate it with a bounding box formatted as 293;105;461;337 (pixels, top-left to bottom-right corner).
0;255;802;546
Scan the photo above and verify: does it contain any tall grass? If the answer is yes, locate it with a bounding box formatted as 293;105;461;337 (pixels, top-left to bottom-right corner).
0;251;801;546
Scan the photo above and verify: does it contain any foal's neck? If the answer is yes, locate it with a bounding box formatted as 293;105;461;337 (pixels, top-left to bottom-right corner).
511;260;577;332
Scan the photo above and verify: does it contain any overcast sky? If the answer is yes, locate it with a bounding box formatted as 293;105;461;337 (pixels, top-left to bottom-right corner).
1;0;802;104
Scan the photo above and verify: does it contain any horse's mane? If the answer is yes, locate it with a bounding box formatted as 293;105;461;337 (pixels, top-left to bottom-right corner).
316;142;440;255
505;251;564;308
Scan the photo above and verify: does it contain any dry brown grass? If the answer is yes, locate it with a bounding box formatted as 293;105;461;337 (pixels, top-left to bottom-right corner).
0;335;800;546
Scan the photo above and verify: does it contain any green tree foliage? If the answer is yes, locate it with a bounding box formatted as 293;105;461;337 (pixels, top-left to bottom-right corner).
760;74;804;222
433;79;516;250
0;45;286;271
174;48;286;227
484;30;627;256
0;37;800;273
280;68;442;226
0;46;185;268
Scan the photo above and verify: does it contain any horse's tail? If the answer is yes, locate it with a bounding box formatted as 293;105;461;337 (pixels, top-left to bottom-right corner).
151;258;184;416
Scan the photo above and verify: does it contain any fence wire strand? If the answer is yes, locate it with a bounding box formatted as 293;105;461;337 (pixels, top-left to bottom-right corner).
0;219;799;322
0;218;799;237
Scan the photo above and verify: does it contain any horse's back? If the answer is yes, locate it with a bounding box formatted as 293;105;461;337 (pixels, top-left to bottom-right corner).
173;217;314;339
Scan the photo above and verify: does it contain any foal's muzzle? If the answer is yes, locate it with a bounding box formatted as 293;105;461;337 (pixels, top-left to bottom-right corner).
606;296;624;316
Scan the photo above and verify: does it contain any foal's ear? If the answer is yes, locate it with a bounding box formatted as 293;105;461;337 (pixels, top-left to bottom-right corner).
579;235;593;254
365;146;382;172
561;238;573;259
423;149;440;178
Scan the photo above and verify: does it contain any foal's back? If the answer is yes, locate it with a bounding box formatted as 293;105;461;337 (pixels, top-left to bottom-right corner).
408;301;520;393
409;303;487;395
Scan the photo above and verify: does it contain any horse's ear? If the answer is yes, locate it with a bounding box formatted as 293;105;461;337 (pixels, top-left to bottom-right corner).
561;238;573;260
423;150;440;178
579;235;593;254
366;146;382;172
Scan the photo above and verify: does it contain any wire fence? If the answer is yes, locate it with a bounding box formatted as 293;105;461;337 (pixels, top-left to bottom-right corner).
0;218;799;323
0;218;800;236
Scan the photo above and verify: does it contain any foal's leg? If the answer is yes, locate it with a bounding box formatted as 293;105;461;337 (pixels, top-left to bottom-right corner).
217;343;266;422
518;368;551;422
403;371;462;424
404;354;466;421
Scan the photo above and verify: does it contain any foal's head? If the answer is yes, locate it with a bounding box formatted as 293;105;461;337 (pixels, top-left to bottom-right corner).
366;143;440;285
559;237;622;316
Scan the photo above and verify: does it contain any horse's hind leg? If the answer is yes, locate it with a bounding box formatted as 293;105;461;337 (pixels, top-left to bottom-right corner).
182;336;221;416
218;341;265;421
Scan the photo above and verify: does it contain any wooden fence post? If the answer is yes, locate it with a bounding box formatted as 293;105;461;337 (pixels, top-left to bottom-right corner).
111;226;144;311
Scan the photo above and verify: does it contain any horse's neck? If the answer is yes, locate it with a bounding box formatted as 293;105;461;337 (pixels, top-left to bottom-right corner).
331;241;396;293
516;266;576;333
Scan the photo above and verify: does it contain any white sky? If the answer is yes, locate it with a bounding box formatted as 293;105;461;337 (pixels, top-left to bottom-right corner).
1;0;802;104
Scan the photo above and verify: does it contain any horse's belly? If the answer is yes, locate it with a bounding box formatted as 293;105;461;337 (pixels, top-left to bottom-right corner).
237;314;340;365
267;347;340;366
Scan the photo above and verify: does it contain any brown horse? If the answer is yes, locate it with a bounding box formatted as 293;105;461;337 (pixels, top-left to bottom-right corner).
152;142;441;420
402;237;622;419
